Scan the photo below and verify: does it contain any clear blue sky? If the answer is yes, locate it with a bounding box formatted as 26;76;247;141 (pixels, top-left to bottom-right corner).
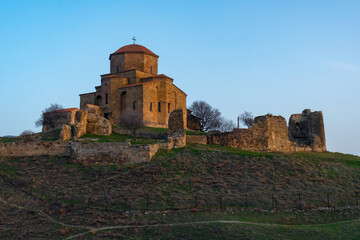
0;0;359;156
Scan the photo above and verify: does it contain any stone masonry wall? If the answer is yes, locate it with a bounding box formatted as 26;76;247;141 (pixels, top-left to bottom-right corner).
206;112;326;153
0;141;163;164
167;109;186;148
208;115;293;152
70;142;159;164
186;135;207;145
259;115;292;152
0;141;70;157
288;109;326;152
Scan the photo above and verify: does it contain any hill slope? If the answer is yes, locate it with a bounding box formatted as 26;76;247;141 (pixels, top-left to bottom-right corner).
1;144;360;239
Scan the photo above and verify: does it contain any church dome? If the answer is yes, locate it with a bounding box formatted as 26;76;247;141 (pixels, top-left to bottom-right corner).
111;44;159;58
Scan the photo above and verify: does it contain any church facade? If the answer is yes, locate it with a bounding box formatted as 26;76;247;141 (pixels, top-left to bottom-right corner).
79;44;187;128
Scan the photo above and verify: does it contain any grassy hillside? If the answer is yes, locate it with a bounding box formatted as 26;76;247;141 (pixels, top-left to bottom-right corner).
1;144;360;239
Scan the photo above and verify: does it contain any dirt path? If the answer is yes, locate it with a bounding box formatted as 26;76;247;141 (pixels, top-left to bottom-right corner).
63;218;360;240
1;195;360;240
0;196;95;232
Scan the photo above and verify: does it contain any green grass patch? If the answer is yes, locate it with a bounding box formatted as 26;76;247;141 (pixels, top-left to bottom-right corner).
39;128;61;141
294;151;360;168
194;144;276;158
186;130;207;135
0;137;20;143
0;162;16;176
141;126;168;133
80;133;129;142
130;139;164;145
80;133;165;145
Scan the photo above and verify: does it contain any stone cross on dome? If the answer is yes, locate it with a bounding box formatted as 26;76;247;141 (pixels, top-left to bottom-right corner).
132;36;136;44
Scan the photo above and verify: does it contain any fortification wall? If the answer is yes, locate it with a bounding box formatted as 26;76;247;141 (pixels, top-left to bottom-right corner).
70;142;159;164
0;141;162;164
289;109;326;152
207;115;296;152
207;116;276;152
206;111;325;153
113;127;167;139
262;115;292;152
0;141;70;157
186;135;207;145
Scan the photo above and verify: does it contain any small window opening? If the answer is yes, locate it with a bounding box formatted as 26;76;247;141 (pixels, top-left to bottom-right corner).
158;102;161;112
133;101;136;110
117;65;119;73
104;113;109;119
168;103;170;113
105;93;109;104
150;102;153;111
150;66;153;74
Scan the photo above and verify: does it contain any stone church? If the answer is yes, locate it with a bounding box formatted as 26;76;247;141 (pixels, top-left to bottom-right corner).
79;43;187;128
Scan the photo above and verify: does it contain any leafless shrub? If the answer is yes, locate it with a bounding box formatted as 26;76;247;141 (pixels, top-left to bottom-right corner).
218;118;235;133
35;103;63;129
189;100;222;132
20;130;35;142
120;113;144;140
239;111;254;128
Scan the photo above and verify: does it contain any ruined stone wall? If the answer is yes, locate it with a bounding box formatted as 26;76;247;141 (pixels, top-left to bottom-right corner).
84;104;112;136
208;128;269;152
113;127;167;139
70;142;159;164
0;141;70;157
289;109;326;152
259;115;292;152
207;115;293;152
206;111;326;153
0;141;162;164
186;135;207;145
168;109;186;148
42;110;77;132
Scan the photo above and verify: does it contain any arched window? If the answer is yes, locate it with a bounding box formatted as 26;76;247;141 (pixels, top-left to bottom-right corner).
120;91;127;113
95;95;102;106
150;102;153;111
133;101;136;110
117;65;119;73
105;93;109;104
158;102;161;112
168;103;170;113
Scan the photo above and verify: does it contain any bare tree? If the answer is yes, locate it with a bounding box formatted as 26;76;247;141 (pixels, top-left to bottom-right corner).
119;113;144;140
20;130;35;142
218;118;236;133
239;111;254;128
35;104;63;129
189;100;222;132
